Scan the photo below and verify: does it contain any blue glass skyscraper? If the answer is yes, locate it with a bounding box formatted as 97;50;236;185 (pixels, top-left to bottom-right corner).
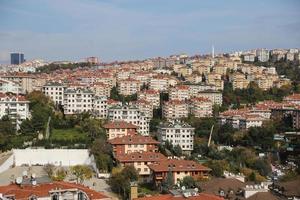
10;53;25;65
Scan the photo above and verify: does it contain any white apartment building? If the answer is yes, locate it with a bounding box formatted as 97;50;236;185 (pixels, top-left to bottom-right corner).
256;49;269;62
149;75;177;92
63;88;94;115
0;79;23;94
190;97;213;118
162;100;189;120
239;115;265;129
93;95;108;119
149;76;169;92
158;121;195;154
197;90;223;105
0;93;30;129
1;74;35;93
108;104;149;136
118;78;141;96
138;89;160;109
243;53;256;62
42;82;66;106
131;99;153;119
169;85;190;101
116;70;131;81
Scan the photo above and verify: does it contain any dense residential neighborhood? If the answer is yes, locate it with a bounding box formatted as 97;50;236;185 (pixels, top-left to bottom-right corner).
0;47;299;200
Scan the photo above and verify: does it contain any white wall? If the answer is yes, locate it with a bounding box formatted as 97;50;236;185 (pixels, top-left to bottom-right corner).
13;149;93;166
0;154;14;174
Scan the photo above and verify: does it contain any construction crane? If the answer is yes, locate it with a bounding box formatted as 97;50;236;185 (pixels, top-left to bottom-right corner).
207;125;214;147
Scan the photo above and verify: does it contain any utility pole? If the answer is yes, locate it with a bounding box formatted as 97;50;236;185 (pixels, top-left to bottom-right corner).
207;125;214;147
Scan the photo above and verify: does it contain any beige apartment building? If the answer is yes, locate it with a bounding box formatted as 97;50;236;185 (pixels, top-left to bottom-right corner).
103;120;138;140
91;82;111;97
118;78;141;96
190;97;213;118
162;99;189;120
169;85;190;101
138;89;160;109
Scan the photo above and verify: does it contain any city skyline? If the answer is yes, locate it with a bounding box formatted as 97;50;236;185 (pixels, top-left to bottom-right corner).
0;0;300;63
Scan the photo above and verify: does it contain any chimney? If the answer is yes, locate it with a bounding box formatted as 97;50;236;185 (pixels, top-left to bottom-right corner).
129;182;138;200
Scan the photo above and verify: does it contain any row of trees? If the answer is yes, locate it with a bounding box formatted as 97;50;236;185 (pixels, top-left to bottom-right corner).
37;62;95;74
43;164;92;183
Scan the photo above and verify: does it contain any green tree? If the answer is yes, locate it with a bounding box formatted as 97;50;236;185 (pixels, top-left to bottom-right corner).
108;166;138;199
161;168;174;193
0;115;16;135
71;165;93;183
181;176;196;188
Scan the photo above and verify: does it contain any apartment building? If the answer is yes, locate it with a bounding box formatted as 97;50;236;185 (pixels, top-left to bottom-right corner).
42;82;66;106
186;74;203;84
162;100;189;120
255;76;274;90
108;134;159;156
283;93;300;105
103;120;138;139
239;114;265;129
194;65;210;75
108;104;150;135
0;93;30;129
206;73;224;90
189;97;213;118
148;159;211;185
115;152;167;181
213;65;228;75
243;53;256;62
0;79;23;94
230;72;250;90
149;75;177;92
157;121;194;155
256;49;269;62
93;95;109;119
197;90;223;105
0;181;109;200
169;85;190;101
63;88;94;115
118;78;141;96
130;71;152;85
131;99;153;119
138;89;160;109
94;73;116;87
1;73;35;93
178;66;193;77
116;70;131;81
91;82;111;97
186;83;217;97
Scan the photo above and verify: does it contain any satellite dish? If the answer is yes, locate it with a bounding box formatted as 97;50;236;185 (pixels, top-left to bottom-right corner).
31;173;36;179
181;186;186;191
22;170;28;176
32;180;37;186
16;177;23;184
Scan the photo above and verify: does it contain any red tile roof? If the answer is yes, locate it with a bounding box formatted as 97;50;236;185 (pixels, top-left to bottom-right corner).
134;193;224;200
103;121;138;129
284;93;300;101
0;181;109;200
115;151;167;163
108;134;159;145
148;159;211;173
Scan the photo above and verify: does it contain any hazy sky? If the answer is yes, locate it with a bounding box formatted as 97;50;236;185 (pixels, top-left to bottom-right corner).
0;0;300;63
